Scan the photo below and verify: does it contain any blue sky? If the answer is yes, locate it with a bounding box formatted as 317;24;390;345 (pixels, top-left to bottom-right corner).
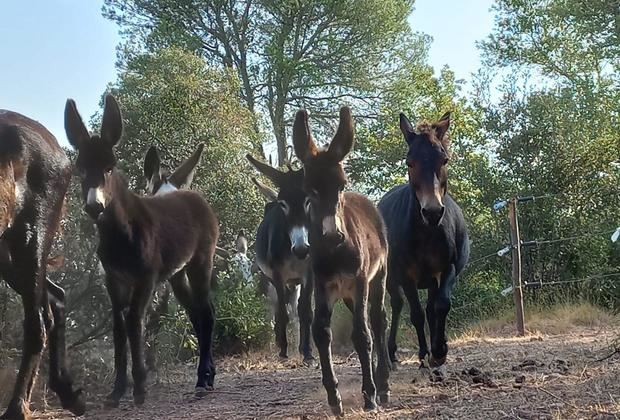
0;0;495;147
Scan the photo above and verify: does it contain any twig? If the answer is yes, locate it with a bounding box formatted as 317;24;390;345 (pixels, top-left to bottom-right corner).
595;348;620;362
537;386;578;410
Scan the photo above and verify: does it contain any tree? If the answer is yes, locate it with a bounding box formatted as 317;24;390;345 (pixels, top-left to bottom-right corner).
103;0;417;165
110;46;264;242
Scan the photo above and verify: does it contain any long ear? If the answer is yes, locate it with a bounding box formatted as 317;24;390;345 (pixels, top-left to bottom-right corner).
327;106;355;162
292;109;318;162
251;177;277;202
143;146;161;182
399;112;415;145
169;143;204;189
246;153;284;186
64;99;90;150
101;94;123;147
433;111;451;141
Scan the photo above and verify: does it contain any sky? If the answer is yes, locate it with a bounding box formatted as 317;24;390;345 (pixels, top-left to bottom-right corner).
0;0;495;148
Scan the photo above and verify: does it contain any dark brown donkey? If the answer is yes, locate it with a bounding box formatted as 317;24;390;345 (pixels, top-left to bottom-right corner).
64;95;219;406
0;111;84;419
293;107;390;415
378;112;469;377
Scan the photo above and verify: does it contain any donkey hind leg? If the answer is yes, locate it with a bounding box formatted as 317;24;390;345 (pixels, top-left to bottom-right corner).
297;277;314;362
351;281;377;412
186;261;216;394
402;280;430;365
287;285;300;355
369;267;390;405
47;284;85;415
386;270;403;366
313;284;342;416
429;266;456;369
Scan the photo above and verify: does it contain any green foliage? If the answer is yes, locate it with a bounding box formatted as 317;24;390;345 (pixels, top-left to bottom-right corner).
111;46;264;242
213;270;272;354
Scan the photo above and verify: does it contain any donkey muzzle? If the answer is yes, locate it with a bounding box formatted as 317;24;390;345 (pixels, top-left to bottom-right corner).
421;205;445;226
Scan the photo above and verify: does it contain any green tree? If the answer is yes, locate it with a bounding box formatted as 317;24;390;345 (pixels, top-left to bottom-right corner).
110;47;264;242
103;0;417;165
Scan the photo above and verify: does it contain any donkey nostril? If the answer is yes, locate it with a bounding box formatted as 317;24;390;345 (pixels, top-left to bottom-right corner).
292;245;309;259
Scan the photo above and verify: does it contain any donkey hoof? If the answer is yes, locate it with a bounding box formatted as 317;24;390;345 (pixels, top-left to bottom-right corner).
302;356;315;366
379;392;390;405
430;365;447;382
330;401;344;417
68;390;86;416
278;353;289;360
194;386;212;397
390;360;400;371
103;396;120;409
430;355;446;368
133;393;146;406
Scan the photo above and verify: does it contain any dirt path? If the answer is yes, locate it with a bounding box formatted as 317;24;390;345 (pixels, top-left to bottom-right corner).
32;327;619;419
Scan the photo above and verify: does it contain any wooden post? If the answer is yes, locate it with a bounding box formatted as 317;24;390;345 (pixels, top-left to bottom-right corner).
508;198;525;336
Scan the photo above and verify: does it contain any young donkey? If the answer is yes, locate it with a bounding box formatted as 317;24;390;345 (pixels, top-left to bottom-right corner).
247;155;313;362
378;112;469;377
293;107;390;415
64;95;219;406
0;111;85;419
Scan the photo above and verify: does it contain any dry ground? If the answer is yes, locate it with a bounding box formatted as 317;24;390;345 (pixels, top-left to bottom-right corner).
15;322;620;420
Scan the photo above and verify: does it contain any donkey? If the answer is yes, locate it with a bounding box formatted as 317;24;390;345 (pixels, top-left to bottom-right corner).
293;107;390;415
247;154;313;362
142;144;205;371
378;112;469;377
0;111;84;419
64;94;219;406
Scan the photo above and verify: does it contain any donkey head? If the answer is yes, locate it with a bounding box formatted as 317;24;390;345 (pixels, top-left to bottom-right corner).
400;112;451;226
143;144;204;196
293;107;354;247
0;124;22;236
247;154;309;259
64;94;123;220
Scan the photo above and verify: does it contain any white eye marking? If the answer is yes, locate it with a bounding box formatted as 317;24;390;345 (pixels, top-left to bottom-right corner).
278;200;290;215
87;187;106;207
154;181;178;196
289;226;309;250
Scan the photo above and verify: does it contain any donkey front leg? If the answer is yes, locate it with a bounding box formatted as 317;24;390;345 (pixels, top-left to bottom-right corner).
351;282;377;411
1;265;46;420
47;285;85;416
429;266;456;369
402;281;430;365
272;275;290;358
297;276;314;363
369;269;390;405
106;302;128;407
312;283;342;416
125;280;155;405
386;268;403;366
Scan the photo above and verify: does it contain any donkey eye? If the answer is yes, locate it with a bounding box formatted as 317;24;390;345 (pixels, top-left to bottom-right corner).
278;200;289;214
105;167;113;175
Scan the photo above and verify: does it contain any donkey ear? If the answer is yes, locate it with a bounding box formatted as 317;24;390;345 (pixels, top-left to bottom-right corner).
251;177;278;202
101;94;123;147
169;143;204;189
64;99;90;150
399;112;415;144
292;109;318;163
433;111;451;141
327;106;355;162
143;146;161;182
246;153;284;186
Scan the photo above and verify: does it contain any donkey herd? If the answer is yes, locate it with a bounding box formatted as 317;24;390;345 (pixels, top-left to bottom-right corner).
0;94;468;419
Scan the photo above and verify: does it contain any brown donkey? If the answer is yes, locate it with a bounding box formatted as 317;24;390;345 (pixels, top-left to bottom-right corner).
293;107;390;415
64;95;219;406
0;111;84;419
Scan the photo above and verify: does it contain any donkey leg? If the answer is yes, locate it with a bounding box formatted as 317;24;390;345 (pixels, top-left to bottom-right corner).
430;267;456;368
402;282;429;364
386;276;403;366
298;277;314;362
312;284;342;416
145;285;170;373
125;280;155;405
351;282;377;412
186;262;216;393
105;287;129;407
47;286;85;416
272;275;290;359
369;269;390;405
